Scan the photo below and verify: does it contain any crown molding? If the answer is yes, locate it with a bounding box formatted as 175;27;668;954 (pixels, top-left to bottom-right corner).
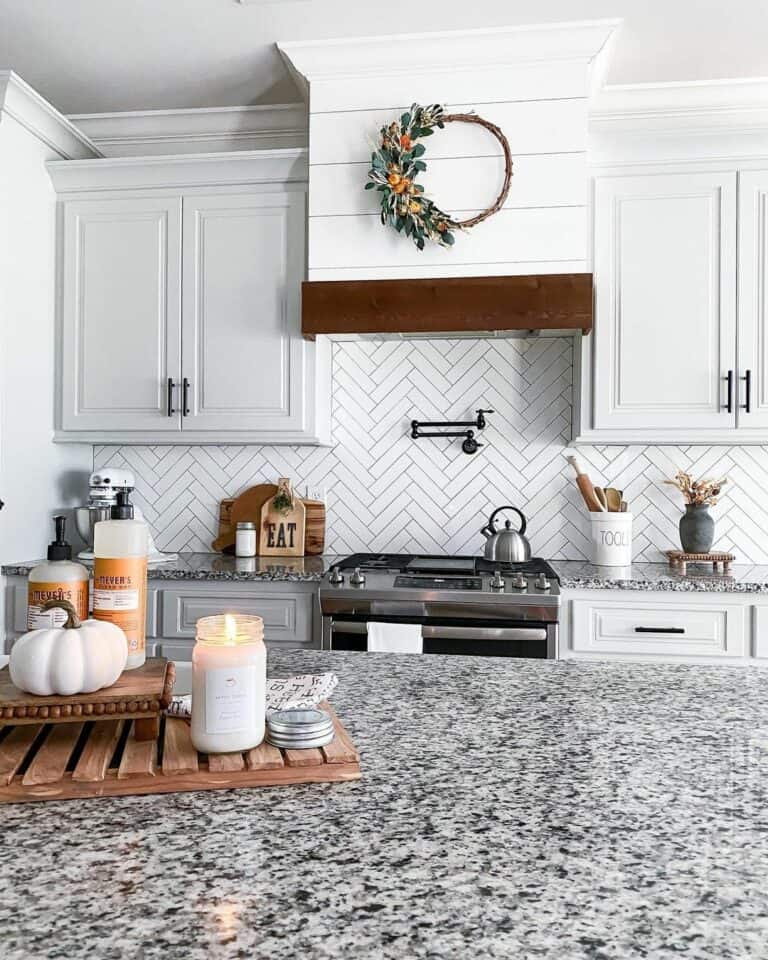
589;77;768;163
591;77;768;131
0;70;101;159
67;103;307;157
46;147;308;193
278;19;622;91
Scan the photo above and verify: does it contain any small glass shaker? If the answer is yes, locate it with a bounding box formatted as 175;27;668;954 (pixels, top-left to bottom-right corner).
235;521;257;557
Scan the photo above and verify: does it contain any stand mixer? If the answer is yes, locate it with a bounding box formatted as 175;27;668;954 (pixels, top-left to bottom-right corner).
74;469;175;563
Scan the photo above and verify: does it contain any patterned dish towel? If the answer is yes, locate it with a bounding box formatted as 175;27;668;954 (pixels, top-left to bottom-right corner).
165;673;338;719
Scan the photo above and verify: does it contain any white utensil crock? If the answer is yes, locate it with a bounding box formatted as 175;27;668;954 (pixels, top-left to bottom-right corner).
590;513;633;566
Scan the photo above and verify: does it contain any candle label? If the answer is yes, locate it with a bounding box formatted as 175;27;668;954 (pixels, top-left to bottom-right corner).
205;666;257;734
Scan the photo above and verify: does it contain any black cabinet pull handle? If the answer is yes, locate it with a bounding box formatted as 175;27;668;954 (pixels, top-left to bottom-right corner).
741;369;752;414
182;378;190;417
725;370;734;413
634;626;685;634
167;378;175;417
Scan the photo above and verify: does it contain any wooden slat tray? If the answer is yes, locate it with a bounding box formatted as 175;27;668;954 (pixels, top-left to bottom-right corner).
0;658;175;742
0;702;360;804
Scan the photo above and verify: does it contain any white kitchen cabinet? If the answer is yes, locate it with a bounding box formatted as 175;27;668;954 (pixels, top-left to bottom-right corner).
49;150;330;444
560;590;760;664
181;192;310;435
754;605;768;658
581;170;738;441
569;595;748;660
3;576;319;654
737;170;768;434
59;196;182;433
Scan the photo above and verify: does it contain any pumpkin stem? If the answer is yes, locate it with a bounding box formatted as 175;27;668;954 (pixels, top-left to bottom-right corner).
40;598;81;629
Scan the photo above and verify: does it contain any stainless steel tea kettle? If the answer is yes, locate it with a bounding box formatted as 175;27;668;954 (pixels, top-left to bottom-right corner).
481;506;532;562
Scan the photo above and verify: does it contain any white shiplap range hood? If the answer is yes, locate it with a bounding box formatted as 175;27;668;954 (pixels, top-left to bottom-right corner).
279;21;620;338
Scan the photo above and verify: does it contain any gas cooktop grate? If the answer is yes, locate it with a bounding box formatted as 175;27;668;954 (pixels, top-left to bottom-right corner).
335;554;559;582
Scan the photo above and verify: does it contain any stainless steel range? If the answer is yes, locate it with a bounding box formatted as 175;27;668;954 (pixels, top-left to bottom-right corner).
319;554;560;659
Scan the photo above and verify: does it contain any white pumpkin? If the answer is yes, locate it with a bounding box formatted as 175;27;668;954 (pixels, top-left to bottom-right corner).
10;599;128;696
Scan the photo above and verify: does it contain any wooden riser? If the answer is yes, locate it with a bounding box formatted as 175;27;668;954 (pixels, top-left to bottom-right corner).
0;659;175;745
0;702;360;805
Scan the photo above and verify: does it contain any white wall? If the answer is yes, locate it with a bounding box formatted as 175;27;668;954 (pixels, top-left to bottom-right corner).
2;1;768;113
0;113;91;643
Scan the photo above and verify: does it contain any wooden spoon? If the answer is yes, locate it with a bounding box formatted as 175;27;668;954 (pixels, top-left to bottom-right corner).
604;488;622;512
594;486;608;511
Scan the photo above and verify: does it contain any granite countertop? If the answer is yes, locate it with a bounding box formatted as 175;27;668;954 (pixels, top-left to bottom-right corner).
2;649;768;959
5;553;768;592
1;552;337;582
553;560;768;593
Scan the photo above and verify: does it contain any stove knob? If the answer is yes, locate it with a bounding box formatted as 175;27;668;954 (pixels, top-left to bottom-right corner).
349;566;367;586
490;570;506;590
328;566;344;585
534;573;552;591
511;573;528;590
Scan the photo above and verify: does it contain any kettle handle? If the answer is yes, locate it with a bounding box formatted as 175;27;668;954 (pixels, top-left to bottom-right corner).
487;506;527;537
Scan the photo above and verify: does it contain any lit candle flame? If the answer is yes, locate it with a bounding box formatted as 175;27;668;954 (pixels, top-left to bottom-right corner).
224;614;237;645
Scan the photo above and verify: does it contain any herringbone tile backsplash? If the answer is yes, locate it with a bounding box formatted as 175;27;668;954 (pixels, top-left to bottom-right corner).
95;339;768;562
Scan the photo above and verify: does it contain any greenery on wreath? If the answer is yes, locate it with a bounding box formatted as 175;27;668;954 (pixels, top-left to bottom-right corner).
365;103;457;251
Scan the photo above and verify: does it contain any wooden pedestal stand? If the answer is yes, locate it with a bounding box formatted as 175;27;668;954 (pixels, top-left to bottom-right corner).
666;550;735;576
0;658;175;742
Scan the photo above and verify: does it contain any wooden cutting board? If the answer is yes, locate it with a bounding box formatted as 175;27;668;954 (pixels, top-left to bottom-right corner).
211;484;276;552
212;485;325;555
259;481;306;557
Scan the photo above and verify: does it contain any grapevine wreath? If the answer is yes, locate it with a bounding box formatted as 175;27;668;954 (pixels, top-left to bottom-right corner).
365;103;513;251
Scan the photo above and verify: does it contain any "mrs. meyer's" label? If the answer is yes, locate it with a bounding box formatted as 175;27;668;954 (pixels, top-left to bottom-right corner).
93;557;147;655
27;581;89;628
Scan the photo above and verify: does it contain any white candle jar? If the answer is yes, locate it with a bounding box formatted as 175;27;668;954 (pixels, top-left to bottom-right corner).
191;614;266;753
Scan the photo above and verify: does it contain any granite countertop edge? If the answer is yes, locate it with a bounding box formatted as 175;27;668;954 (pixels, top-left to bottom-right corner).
3;555;768;592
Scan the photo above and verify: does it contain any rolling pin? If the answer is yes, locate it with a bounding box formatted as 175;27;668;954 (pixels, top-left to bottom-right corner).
565;454;606;512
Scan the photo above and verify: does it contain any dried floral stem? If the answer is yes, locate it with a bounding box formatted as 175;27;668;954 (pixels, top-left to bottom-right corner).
663;470;728;507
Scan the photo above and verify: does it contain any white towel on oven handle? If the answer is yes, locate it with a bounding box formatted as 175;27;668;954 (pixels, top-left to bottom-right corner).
366;621;423;654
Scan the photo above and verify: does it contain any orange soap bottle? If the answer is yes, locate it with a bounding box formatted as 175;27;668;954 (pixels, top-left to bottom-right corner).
93;491;149;669
27;516;89;628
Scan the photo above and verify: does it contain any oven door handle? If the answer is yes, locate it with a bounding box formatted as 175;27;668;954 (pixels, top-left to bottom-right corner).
422;625;548;642
329;621;547;642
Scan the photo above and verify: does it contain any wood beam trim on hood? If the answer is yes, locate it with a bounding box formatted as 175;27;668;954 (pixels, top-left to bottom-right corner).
301;274;593;339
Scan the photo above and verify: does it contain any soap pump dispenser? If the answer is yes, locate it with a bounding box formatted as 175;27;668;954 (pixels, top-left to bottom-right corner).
27;516;90;628
93;490;149;669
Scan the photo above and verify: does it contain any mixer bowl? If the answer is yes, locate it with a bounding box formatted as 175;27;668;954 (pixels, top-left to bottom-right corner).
74;505;111;551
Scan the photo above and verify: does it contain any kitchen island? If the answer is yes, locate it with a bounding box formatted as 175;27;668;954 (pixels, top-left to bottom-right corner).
1;651;767;959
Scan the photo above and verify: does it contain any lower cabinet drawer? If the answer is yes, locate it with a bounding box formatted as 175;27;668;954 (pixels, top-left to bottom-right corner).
159;587;313;648
571;598;748;659
755;606;768;658
154;638;194;662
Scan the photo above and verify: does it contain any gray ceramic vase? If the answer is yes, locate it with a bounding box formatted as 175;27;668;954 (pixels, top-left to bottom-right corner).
679;503;715;554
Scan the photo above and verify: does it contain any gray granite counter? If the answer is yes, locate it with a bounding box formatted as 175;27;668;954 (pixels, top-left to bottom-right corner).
2;649;768;959
6;554;768;593
1;552;339;582
553;559;768;593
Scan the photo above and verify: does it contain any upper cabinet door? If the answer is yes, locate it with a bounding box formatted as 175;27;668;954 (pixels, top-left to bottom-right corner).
593;172;737;433
181;191;309;436
59;197;182;433
738;170;768;433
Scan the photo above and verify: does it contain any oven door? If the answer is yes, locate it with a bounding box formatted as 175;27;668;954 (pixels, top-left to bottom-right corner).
323;617;556;659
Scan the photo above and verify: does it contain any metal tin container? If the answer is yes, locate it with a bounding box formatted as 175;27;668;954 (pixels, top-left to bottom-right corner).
266;708;334;749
